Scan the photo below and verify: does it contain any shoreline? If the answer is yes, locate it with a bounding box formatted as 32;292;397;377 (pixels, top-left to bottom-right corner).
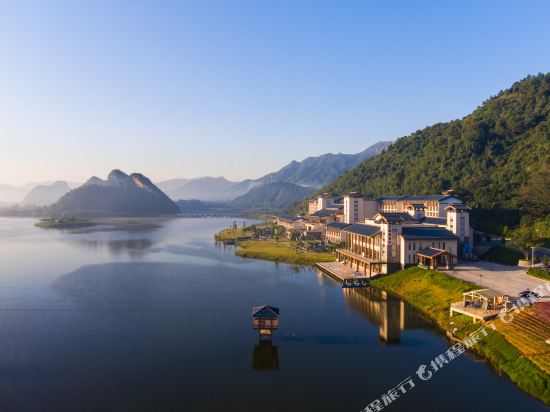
369;268;550;406
215;226;335;266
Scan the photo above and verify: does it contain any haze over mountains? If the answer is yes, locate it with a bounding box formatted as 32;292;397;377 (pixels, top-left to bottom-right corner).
21;181;73;207
0;141;390;209
0;181;78;206
157;141;391;201
228;182;315;211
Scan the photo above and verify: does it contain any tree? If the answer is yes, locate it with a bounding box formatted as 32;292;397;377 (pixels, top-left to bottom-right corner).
520;158;550;218
509;225;543;260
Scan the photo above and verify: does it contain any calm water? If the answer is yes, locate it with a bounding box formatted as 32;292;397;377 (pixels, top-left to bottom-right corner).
0;217;546;412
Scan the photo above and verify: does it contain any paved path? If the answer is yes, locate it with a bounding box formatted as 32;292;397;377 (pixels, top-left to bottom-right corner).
447;261;549;297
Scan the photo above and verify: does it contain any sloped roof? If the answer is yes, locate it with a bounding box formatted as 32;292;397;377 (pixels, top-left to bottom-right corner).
401;227;457;239
466;289;505;299
376;212;416;223
417;247;454;258
421;217;447;225
377;196;404;201
445;204;471;211
343;224;381;237
403;195;450;201
277;214;299;222
310;209;338;217
326;222;352;230
252;305;280;318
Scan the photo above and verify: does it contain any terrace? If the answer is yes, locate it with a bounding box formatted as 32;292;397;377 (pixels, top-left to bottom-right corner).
450;289;511;322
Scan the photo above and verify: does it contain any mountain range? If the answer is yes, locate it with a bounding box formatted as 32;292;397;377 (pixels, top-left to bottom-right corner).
21;181;73;207
1;141;390;210
320;73;550;233
228;182;315;211
50;170;180;217
157;141;391;202
0;181;79;206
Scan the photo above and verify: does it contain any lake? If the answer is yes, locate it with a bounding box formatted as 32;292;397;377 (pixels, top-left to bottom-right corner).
0;217;546;411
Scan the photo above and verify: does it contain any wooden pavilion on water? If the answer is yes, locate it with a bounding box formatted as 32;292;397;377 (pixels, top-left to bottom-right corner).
252;305;280;340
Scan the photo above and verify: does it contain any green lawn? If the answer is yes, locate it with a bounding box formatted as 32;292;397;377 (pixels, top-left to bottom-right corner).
214;227;254;241
371;267;550;405
370;267;477;325
235;239;335;265
527;268;550;281
481;245;523;266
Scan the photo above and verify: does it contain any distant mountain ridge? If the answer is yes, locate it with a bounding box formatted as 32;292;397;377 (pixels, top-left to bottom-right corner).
22;181;72;207
157;141;391;201
50;170;180;217
228;182;315;211
257;141;391;188
157;177;259;202
0;181;79;206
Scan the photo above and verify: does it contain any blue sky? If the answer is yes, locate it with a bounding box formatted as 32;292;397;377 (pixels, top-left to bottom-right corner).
1;0;549;185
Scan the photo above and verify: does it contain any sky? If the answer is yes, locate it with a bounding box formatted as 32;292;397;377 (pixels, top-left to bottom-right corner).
1;0;550;186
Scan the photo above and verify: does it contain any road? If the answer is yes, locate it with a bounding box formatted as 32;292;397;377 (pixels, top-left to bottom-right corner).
447;261;549;298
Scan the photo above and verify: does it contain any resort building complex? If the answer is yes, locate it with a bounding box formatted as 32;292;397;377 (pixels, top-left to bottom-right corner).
276;191;473;277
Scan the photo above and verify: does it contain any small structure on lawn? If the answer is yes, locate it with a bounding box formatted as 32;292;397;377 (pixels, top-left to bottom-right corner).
450;289;511;323
417;247;456;270
252;305;280;340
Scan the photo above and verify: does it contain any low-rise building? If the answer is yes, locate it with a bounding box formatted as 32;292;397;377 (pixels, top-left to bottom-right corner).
275;215;306;231
307;193;342;215
325;222;352;244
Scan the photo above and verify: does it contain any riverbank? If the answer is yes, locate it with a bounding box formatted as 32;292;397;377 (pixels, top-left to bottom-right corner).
35;217;95;229
235;239;335;266
214;227;254;242
370;267;550;405
35;216;166;232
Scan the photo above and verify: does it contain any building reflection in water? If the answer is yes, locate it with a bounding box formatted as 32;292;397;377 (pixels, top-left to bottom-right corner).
343;287;430;343
252;341;279;370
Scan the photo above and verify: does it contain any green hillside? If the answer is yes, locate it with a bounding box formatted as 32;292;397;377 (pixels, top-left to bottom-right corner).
323;74;550;232
229;182;314;211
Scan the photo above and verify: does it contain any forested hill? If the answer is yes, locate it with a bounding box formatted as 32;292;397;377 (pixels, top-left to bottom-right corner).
322;73;550;231
229;182;314;211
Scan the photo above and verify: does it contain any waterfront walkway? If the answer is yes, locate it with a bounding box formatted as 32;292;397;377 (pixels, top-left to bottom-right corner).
316;262;370;287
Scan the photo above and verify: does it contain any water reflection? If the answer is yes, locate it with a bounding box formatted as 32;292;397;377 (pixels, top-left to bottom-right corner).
76;238;154;257
252;341;279;370
343;288;431;343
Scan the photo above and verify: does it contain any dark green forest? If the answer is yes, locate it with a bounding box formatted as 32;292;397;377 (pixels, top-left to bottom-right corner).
321;73;550;233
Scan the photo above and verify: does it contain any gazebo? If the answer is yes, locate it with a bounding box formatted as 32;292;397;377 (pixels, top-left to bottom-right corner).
462;289;508;311
450;289;511;322
252;305;280;340
417;247;456;270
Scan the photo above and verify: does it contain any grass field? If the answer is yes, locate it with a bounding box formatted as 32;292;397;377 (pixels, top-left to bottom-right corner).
214;227;254;241
371;267;550;404
370;267;478;325
481;245;523;266
235;239;335;265
527;268;550;281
